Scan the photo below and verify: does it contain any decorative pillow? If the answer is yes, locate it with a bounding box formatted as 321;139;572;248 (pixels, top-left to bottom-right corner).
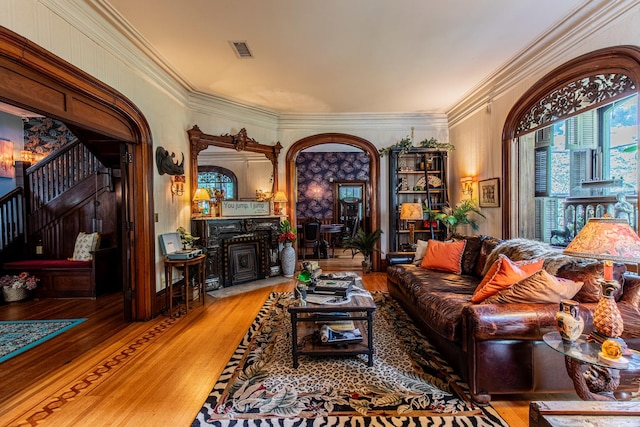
474;236;503;277
72;232;101;261
483;270;584;304
451;234;483;276
420;239;466;274
413;240;429;265
471;254;544;303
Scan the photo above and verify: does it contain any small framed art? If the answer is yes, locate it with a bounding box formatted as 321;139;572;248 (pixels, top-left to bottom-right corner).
478;178;500;208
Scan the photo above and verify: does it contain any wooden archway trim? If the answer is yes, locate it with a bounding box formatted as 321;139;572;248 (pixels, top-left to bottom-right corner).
285;133;381;271
0;26;156;321
501;45;640;238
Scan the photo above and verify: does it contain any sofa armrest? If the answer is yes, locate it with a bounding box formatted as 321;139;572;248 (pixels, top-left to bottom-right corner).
386;252;415;266
462;303;594;342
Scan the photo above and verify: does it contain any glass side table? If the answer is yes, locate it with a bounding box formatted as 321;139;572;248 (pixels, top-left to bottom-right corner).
543;331;640;401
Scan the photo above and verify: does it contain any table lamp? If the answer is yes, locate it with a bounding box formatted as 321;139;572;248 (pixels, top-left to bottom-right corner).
564;216;640;343
272;190;288;215
400;203;423;248
193;188;211;215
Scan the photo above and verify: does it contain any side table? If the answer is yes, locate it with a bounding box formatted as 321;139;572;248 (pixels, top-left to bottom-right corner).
543;331;640;400
164;254;206;317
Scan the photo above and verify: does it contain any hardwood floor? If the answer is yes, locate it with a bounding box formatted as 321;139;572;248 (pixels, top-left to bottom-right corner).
0;270;576;426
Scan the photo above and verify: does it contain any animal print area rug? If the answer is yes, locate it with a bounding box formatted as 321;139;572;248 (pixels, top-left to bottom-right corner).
192;292;508;427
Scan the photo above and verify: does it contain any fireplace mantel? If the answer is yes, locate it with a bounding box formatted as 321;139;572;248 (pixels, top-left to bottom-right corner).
192;216;283;289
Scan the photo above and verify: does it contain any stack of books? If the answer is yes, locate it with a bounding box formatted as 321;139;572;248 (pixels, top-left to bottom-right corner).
309;277;354;297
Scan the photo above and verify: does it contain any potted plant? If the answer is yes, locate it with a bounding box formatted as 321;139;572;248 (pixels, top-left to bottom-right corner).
434;199;485;236
0;272;39;302
177;226;199;249
342;228;383;273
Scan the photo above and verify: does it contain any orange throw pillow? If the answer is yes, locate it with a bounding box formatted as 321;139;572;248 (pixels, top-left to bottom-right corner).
420;239;466;274
471;254;544;303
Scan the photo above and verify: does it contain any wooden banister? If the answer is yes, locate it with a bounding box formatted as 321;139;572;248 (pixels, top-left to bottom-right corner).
0;187;26;253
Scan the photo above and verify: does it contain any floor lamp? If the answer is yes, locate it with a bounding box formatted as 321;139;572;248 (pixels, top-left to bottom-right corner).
400;203;423;249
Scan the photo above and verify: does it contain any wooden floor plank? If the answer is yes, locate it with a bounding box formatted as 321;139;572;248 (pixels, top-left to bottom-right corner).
0;269;553;426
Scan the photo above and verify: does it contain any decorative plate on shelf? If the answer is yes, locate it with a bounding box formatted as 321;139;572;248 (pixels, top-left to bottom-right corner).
428;175;442;187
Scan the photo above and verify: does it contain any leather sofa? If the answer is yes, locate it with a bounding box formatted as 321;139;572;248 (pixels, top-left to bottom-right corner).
386;235;640;403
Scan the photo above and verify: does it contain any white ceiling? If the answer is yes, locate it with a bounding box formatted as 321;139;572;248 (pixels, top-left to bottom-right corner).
95;0;587;114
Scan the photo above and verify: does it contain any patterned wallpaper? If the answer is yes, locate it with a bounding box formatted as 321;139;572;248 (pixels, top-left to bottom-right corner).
23;117;77;158
296;151;370;220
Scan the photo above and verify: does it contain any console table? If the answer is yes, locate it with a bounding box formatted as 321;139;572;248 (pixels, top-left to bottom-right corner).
163;254;206;317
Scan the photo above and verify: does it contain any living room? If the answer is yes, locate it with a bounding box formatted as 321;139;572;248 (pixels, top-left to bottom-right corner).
1;1;640;425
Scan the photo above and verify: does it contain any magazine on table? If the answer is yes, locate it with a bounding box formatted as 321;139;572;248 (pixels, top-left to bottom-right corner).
319;324;362;345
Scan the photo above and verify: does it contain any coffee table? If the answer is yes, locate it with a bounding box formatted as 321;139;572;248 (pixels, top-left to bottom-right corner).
288;292;377;368
543;332;640;400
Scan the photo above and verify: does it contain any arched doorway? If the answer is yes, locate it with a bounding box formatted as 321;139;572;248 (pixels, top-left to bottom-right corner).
0;27;155;320
285;133;381;271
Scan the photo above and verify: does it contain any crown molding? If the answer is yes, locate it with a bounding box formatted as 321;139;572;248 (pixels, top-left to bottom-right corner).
277;112;448;131
447;0;636;127
188;92;280;131
41;0;191;108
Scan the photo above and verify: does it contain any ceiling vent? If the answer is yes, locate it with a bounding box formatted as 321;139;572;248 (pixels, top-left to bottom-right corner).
229;41;253;59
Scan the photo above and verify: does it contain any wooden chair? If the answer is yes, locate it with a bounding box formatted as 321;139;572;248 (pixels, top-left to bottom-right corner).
301;221;321;260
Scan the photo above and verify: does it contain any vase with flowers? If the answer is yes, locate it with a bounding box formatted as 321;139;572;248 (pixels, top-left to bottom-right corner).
278;220;297;277
1;272;39;302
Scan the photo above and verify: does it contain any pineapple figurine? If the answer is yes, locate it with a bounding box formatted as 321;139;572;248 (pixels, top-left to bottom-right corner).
591;279;624;341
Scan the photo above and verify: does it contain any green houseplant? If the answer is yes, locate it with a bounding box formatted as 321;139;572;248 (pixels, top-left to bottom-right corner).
342;228;383;273
433;199;485;236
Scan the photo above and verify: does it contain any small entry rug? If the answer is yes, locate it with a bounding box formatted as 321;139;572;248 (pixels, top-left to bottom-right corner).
207;276;292;299
192;292;507;426
0;319;87;363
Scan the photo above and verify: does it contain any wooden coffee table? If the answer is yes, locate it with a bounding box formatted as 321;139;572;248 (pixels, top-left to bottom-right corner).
288;292;377;368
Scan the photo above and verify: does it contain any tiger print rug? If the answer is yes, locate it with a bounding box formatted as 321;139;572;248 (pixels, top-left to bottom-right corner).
192;292;508;427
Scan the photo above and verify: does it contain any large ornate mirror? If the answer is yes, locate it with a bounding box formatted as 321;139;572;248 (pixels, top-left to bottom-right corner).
187;125;282;214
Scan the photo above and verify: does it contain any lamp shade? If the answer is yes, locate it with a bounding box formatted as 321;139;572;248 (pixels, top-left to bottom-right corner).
564;217;640;263
400;203;423;221
193;188;210;202
272;190;288;203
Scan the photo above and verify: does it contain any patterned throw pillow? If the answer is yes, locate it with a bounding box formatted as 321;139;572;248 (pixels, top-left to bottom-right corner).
72;232;101;261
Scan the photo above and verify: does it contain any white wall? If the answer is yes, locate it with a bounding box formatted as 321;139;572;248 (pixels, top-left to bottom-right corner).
447;1;640;238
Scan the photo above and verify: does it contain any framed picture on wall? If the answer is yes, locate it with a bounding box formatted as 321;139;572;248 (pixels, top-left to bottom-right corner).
478;178;500;208
0;139;13;178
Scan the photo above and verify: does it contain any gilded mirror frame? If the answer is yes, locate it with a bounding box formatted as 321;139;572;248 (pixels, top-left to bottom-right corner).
187;125;282;213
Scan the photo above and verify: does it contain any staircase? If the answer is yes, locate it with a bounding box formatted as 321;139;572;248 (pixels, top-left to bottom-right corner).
0;140;108;260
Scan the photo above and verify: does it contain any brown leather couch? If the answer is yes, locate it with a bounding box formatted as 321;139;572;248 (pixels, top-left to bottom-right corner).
386;235;640;403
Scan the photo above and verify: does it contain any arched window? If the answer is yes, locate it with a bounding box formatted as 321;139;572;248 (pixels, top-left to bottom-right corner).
503;47;640;245
198;166;237;200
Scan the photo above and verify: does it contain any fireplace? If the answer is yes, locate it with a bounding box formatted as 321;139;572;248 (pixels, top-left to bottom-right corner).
222;232;270;286
228;243;258;284
192;217;281;289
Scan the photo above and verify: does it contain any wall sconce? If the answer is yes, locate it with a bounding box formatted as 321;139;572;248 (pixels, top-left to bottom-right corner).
311;185;322;201
192;187;211;215
171;175;185;197
272;190;288;215
460;176;476;197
